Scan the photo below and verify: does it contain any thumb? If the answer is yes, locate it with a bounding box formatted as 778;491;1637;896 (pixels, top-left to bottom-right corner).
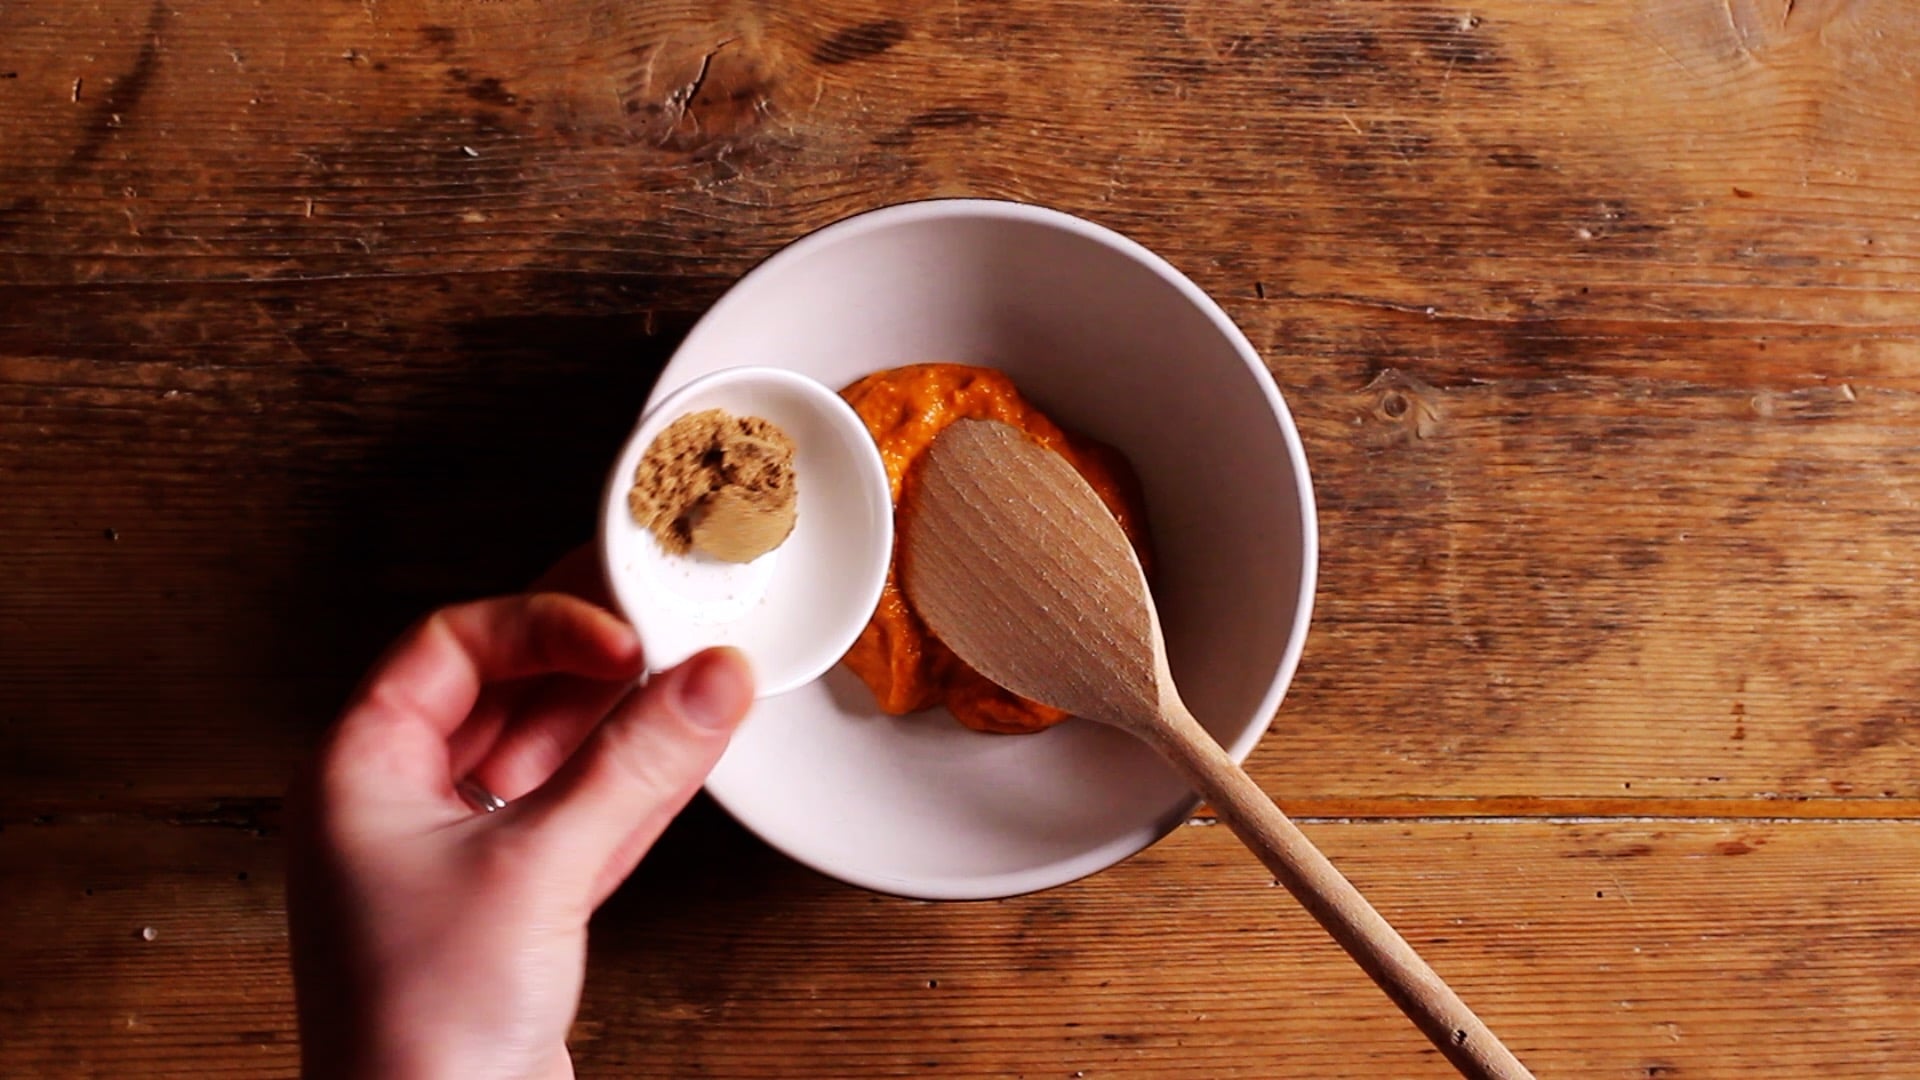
505;647;755;907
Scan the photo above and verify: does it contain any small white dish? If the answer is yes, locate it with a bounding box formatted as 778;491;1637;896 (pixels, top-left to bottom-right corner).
598;366;892;697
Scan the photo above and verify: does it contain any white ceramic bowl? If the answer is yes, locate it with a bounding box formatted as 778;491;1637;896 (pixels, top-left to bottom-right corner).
649;199;1317;899
598;367;892;696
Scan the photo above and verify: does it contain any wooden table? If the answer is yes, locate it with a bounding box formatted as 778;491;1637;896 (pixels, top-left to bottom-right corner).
6;0;1920;1075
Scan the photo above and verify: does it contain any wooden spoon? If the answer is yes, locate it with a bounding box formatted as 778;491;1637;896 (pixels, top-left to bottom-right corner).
901;419;1532;1080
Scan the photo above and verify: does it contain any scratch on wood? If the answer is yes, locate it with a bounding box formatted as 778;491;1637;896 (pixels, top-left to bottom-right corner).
1606;871;1636;905
1722;0;1758;61
1649;35;1697;77
250;301;315;364
684;41;729;109
657;38;736;145
636;40;660;101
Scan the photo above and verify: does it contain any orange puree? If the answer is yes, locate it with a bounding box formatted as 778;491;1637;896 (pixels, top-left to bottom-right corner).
839;363;1151;734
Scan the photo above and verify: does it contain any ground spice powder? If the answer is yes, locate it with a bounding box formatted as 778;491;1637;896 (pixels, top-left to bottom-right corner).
628;408;797;563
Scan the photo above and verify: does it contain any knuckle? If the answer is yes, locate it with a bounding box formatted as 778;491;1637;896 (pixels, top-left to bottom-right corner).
312;730;373;803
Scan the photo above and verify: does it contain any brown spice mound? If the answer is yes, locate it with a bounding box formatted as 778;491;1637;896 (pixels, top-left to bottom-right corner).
628;409;797;562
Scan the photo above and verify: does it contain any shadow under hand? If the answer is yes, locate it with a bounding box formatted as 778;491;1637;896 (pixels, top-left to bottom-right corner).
309;272;704;678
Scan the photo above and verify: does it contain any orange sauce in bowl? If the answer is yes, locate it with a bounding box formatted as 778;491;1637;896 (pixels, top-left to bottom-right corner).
839;364;1151;734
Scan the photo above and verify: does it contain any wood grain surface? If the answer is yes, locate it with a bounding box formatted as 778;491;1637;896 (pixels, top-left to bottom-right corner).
10;811;1920;1077
5;0;1920;1074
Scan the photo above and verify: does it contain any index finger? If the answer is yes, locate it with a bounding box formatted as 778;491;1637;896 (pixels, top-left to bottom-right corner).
342;593;644;742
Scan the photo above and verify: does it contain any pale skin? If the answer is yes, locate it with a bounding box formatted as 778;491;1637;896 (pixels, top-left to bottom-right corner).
286;553;755;1079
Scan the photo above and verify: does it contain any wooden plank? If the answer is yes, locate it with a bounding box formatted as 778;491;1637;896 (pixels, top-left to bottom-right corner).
0;273;691;809
0;819;294;1078
7;270;1920;810
0;0;1916;316
6;811;1920;1077
1266;306;1920;806
5;1;1920;811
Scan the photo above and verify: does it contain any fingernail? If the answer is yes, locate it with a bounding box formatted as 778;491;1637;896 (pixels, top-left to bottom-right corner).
673;648;755;731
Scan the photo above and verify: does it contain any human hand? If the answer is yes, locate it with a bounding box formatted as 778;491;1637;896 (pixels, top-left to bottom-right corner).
287;558;755;1080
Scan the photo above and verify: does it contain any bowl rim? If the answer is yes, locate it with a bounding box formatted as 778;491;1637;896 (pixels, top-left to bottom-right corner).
653;197;1321;899
597;364;894;697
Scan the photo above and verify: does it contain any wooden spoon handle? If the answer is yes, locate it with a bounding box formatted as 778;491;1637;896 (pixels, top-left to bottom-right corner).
1141;705;1534;1080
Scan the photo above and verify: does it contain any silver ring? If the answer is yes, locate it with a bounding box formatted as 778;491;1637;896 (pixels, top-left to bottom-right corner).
456;779;507;814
